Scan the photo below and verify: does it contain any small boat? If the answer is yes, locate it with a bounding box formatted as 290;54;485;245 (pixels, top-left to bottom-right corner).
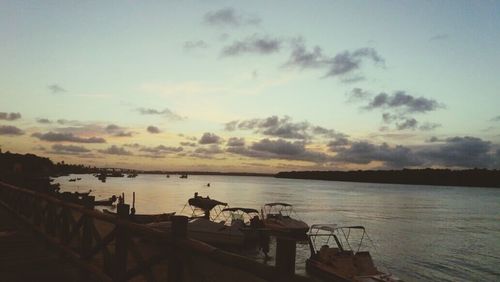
261;202;309;239
179;174;188;179
103;209;175;224
166;174;170;178
127;173;138;178
94;195;117;206
73;189;92;197
69;178;77;182
306;224;402;282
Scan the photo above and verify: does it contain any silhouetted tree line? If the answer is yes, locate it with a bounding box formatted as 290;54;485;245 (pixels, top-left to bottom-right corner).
275;169;500;188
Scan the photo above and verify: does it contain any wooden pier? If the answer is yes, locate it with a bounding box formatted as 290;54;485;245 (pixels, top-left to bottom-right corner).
0;181;315;282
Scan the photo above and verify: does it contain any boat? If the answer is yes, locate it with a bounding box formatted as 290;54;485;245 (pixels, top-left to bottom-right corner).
261;202;309;238
127;173;138;178
306;224;402;282
179;174;188;179
150;194;263;247
103;209;175;224
73;189;92;197
94;195;117;206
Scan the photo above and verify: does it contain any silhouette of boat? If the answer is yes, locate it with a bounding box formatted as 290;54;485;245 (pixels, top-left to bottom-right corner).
127;173;138;178
261;203;309;238
180;174;188;179
306;224;402;282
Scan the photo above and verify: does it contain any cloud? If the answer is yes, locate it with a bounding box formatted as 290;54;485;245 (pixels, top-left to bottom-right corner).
204;7;260;27
56;119;80;125
419;122;441;131
140;145;183;157
221;35;283;57
180;141;197;147
48;84;66;94
136;108;185;120
491;115;500;122
194;145;223;155
147;126;161;134
346;88;371;103
51;144;91;155
420;136;497;168
0;125;24;135
227;138;330;163
396;118;418;130
0;112;21;121
366;91;442;113
333;141;423;168
227;137;245;147
31;132;106;143
285;38;384;80
199;132;222;144
36;118;52;124
225;116;345;140
98;145;133;156
184;40;208;51
429;34;449;41
105;124;133;137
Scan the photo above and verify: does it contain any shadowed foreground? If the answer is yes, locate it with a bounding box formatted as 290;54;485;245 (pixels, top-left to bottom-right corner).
0;205;81;282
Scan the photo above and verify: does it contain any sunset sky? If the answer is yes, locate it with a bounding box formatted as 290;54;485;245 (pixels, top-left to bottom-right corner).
1;1;499;172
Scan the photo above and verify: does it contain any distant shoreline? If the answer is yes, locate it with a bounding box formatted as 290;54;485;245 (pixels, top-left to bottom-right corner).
275;170;500;188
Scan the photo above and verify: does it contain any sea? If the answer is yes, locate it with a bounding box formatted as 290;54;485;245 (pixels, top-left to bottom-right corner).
55;174;500;282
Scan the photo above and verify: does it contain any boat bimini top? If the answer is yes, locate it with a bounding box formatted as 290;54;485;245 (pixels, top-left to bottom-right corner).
308;224;372;254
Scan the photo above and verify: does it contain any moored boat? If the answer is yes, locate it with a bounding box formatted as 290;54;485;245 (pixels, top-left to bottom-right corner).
306;224;402;282
103;209;175;224
261;202;309;239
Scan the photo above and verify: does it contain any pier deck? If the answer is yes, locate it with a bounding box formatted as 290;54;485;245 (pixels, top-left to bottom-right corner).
0;205;81;282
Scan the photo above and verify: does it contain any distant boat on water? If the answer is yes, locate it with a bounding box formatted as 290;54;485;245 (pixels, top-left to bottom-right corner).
180;174;188;179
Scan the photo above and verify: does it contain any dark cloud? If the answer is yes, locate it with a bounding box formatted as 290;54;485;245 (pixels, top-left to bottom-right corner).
48;84;66;94
327;137;350;151
140;145;183;155
51;144;91;155
227;138;330;163
333;141;422;168
285;39;384;80
184;40;208;50
0;125;24;135
0;112;21;121
225;116;345;140
36;118;52;124
98;145;132;156
199;132;222;144
136;108;184;120
31;132;106;143
180;141;197;147
124;143;141;148
105;124;133;137
366;91;442;113
204;7;260;27
221;35;282;57
56;119;80;125
420;136;497;168
396;118;418;130
147;126;161;134
227;137;245;147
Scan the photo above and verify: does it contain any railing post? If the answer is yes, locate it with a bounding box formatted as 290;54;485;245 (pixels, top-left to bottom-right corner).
114;203;130;281
275;236;297;278
81;196;95;257
168;215;188;282
60;206;70;244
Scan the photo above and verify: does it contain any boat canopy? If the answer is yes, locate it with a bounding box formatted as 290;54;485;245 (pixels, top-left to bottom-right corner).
264;202;292;207
222;207;259;214
188;197;227;211
310;224;365;233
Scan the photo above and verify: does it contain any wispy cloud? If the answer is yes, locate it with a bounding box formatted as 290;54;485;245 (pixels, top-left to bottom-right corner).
204;7;260;27
221;35;283;57
98;145;133;156
32;132;106;143
136;107;185;120
48;84;67;94
184;40;208;51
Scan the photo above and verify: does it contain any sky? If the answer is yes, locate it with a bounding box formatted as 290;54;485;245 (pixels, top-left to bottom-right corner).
1;0;499;172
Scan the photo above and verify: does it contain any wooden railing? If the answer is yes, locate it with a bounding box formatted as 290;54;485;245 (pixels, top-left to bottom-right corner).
0;181;313;282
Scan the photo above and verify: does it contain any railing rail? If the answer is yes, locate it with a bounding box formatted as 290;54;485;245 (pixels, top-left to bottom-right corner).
0;181;313;282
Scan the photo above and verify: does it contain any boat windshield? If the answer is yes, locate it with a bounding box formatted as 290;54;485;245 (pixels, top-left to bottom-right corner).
219;207;260;225
309;225;373;253
263;203;295;218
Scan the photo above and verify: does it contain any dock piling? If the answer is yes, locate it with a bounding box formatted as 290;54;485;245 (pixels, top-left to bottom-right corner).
168;215;188;282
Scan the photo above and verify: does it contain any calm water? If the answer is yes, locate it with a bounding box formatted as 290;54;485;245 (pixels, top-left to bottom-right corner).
56;174;500;281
